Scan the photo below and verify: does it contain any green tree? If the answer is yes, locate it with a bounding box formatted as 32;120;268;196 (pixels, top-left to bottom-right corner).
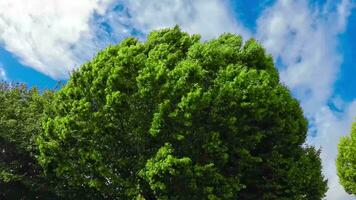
0;82;57;199
337;120;356;195
37;27;327;199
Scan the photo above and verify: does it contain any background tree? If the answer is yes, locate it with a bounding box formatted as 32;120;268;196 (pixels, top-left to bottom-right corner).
0;82;57;199
37;27;327;199
337;120;356;195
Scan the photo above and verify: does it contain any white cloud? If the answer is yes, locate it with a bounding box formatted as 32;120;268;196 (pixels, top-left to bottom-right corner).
113;0;250;40
0;65;6;80
0;0;249;80
0;0;113;79
334;0;355;31
256;0;352;113
256;0;355;199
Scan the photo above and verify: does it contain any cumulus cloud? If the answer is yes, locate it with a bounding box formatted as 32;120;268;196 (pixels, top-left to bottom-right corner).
256;0;355;199
0;0;113;79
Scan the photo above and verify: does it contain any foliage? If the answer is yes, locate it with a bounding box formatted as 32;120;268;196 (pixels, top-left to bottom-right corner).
0;82;57;199
337;120;356;195
37;27;327;199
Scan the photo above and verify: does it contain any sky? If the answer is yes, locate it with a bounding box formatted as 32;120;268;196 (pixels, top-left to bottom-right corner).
0;0;355;199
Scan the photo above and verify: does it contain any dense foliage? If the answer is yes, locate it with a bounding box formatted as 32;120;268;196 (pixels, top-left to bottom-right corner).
0;83;57;199
337;120;356;195
35;27;327;199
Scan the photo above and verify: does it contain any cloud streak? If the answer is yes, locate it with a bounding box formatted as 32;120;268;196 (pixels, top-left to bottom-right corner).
0;65;6;80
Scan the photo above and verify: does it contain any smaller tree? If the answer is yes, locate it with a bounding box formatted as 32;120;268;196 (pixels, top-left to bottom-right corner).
337;120;356;195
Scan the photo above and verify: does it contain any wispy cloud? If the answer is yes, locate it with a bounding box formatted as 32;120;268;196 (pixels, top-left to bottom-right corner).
256;0;355;199
110;0;250;40
0;63;6;80
256;0;351;112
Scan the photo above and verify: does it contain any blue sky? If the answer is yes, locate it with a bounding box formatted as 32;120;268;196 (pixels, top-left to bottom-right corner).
0;0;355;199
335;9;356;102
0;47;57;89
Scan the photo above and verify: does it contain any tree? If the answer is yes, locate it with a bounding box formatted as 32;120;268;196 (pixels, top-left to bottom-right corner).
337;120;356;195
37;26;327;199
0;82;57;199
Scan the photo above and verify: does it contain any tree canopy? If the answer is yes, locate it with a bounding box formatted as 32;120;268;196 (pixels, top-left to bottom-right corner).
35;27;327;199
0;82;57;199
337;120;356;195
